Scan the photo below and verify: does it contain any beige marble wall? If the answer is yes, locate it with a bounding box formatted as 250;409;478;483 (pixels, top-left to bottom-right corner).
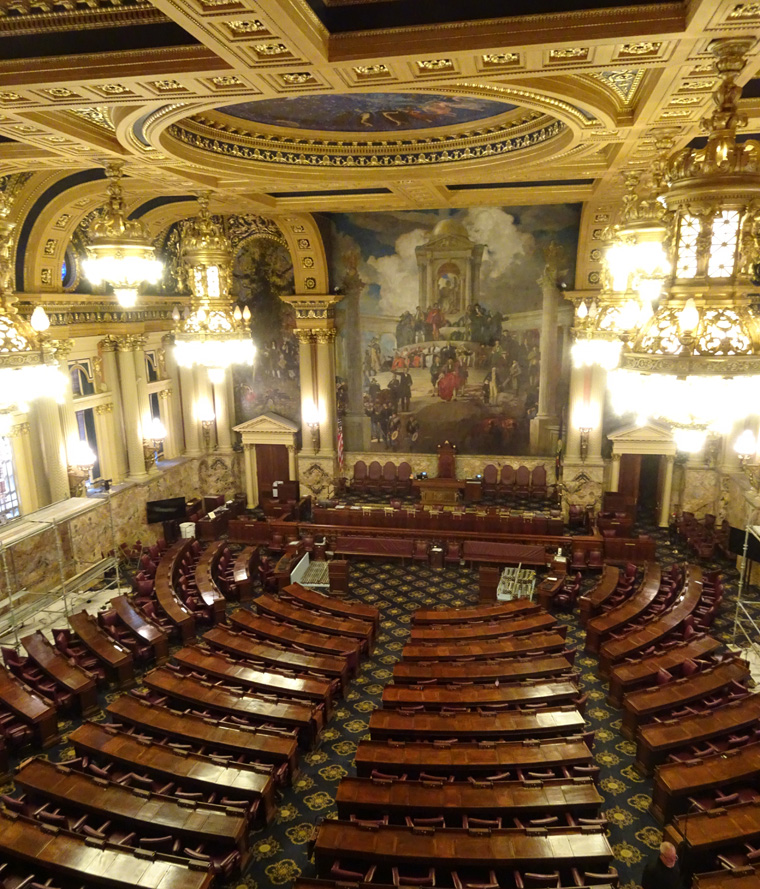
675;464;720;518
561;458;605;515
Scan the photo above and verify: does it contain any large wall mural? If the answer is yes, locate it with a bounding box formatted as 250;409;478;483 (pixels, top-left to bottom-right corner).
231;234;298;425
329;206;580;455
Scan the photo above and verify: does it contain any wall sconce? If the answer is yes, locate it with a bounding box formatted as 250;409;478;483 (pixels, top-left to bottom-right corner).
303;401;322;454
573;403;596;463
143;416;167;470
734;429;760;491
68;438;96;496
196;402;216;450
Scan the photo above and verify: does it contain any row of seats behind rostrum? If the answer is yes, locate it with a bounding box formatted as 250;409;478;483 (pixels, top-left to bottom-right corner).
311;597;619;889
594;570;760;886
0;585;380;886
480;464;554;501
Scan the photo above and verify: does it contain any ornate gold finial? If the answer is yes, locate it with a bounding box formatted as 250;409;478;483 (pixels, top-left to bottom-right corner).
89;160;149;242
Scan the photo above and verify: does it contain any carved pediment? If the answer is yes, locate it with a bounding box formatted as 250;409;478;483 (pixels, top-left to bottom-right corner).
234;411;299;443
607;421;676;456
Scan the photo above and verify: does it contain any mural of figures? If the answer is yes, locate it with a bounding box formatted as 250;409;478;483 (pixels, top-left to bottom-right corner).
331;207;580;455
230;236;298;425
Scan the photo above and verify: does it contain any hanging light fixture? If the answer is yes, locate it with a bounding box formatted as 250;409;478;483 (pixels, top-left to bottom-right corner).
0;193;65;412
174;192;254;382
605;37;760;452
83;161;163;308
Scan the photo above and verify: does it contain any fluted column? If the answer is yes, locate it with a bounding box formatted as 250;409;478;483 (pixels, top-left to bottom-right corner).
213;377;232;452
244;443;257;508
179;365;202;456
295;328;316;430
610;452;621;492
530;244;562;453
194;367;215;451
33;396;70;502
99;337;127;482
162;334;184;458
117;337;148;480
7;421;38;514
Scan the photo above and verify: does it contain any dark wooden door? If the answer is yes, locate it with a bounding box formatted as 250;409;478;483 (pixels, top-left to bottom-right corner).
618;453;641;502
255;444;290;498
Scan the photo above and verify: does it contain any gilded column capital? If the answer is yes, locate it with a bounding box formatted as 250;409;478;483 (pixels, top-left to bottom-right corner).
95;402;114;415
98;334;120;353
8;422;30;437
611;452;621;463
294;329;317;345
116;334;146;352
282;292;341;331
52;339;74;361
314;329;337;344
158;387;173;400
161;332;175;347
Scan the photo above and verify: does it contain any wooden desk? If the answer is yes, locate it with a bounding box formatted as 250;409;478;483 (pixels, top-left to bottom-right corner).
196;509;230;541
173;644;334;710
402;632;567;662
15;757;248;858
598;565;703;675
621;658;750;740
194;539;228;623
695;867;760;889
607;635;722;708
204;625;351;693
355;738;593;779
665;800;760;874
282;582;379;628
0;663;58;748
585;562;661;653
143;666;322;748
0;810;214;889
232;546;258;602
70;721;276;822
153;539;196;642
68;610;134;689
21;630;98;717
106;694;298;777
313;821;612;874
536;574;566;612
413;600;540;625
110;595;169;663
409;613;559;643
636;693;760;775
578;566;620;626
368;707;585;742
413;478;465;505
254;593;375;651
392;654;574;686
229;609;361;673
381;680;578;712
336;776;603;822
651;741;760;825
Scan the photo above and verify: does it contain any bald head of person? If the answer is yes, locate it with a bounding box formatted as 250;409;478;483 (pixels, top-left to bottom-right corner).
659;843;678;868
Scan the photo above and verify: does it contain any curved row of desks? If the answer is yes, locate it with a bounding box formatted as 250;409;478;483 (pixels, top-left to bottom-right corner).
391;652;575;685
381;678;579;711
408;611;557;642
402;630;568;662
585;562;661;653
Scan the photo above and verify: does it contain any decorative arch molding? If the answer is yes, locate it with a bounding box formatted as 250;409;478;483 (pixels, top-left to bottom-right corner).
275;213;328;296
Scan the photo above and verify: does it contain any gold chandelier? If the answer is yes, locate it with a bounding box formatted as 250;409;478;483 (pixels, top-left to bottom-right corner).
0;191;65;412
174;192;253;383
83;161;163;308
577;38;760;452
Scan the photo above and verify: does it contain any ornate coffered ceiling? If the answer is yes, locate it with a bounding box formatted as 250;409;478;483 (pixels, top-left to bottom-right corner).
1;0;760;295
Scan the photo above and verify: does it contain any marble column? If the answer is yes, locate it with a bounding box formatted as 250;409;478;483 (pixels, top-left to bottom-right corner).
659;454;675;527
195;367;215;451
295;329;316;430
157;390;176;458
34;396;70;502
530;243;562;452
287;444;296;480
161;335;185;458
179;366;202;457
99;338;127;482
117;338;148;480
55;343;80;466
93;403;118;484
610;452;621;492
213;377;233;452
244;443;257;508
315;330;337;458
8;421;38;514
132;337;152;434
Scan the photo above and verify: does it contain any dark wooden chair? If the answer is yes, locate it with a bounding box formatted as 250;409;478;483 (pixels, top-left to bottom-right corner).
530;465;548;500
515;466;531;496
499;464;516;495
367;461;383;495
352;460;368;492
397;461;412;495
482;464;498;495
381;461;397;495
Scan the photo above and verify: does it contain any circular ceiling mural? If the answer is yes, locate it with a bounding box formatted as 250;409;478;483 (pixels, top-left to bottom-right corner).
216;92;517;133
